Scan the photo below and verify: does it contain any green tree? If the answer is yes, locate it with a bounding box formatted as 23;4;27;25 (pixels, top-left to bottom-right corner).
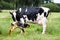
0;0;45;9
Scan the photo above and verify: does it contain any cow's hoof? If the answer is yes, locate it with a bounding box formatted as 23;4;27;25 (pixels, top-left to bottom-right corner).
42;32;45;34
20;31;25;33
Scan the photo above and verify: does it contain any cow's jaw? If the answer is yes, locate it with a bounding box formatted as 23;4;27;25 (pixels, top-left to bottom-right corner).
20;18;25;24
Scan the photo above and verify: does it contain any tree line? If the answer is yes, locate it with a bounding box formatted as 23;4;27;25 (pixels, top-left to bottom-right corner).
0;0;50;9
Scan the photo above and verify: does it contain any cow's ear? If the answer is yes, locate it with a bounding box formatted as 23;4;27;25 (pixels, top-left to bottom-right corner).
9;11;13;15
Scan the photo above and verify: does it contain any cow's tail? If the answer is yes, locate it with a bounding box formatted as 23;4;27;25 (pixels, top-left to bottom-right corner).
46;9;51;17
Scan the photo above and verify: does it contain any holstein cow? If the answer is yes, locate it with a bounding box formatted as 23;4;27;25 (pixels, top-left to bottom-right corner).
9;7;50;34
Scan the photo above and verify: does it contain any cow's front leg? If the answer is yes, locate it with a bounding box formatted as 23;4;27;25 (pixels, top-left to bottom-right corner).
9;26;17;35
20;28;25;33
9;23;17;35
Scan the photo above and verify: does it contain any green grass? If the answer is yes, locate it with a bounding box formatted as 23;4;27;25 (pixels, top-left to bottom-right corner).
0;10;60;40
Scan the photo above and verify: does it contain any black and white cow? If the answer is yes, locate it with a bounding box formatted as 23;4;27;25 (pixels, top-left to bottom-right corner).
9;7;50;34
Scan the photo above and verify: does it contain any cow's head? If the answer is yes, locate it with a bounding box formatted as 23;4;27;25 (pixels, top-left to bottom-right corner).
10;11;28;27
11;22;30;28
10;11;16;22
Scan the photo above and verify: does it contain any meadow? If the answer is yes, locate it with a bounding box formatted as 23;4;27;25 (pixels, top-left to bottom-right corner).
0;10;60;40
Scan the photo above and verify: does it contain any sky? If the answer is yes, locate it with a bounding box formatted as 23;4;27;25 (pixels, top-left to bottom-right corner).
53;0;60;3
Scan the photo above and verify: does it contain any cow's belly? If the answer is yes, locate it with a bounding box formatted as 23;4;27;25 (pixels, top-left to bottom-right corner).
25;19;37;24
25;16;47;25
27;19;43;25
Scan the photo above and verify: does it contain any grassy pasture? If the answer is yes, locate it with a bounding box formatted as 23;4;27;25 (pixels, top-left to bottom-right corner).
0;10;60;40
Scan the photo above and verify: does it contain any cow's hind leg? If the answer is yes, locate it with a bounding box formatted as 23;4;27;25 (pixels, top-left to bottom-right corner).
42;23;46;34
42;18;47;34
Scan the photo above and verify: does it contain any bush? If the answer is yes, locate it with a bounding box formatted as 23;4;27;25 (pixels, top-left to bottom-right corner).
41;3;60;12
0;2;14;9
